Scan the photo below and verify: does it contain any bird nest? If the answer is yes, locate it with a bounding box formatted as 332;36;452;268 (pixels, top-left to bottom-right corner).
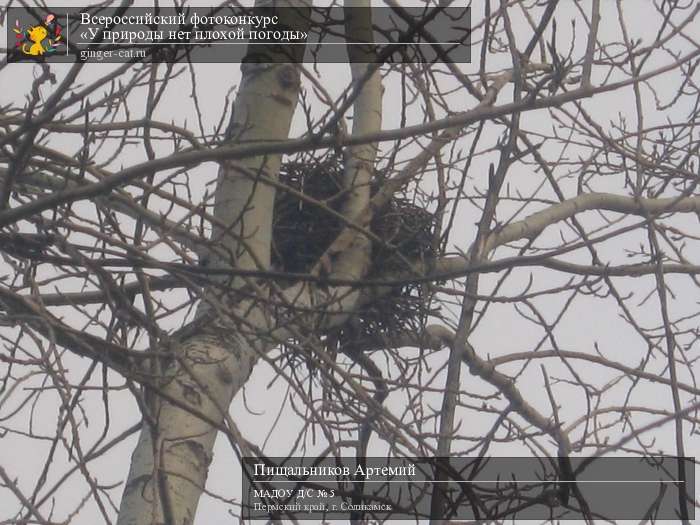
272;153;439;348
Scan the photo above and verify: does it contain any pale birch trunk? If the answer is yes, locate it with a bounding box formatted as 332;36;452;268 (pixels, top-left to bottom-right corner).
330;1;382;283
116;4;309;523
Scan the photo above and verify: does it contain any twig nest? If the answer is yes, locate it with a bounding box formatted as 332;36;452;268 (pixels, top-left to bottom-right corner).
273;153;438;344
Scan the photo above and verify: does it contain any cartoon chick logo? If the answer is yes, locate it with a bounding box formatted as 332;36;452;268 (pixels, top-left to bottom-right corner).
13;13;63;58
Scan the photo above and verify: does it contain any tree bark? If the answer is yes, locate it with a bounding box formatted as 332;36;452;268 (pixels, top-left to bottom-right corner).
116;4;310;523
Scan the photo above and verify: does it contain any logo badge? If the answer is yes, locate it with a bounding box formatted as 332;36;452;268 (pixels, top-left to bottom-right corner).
13;13;63;60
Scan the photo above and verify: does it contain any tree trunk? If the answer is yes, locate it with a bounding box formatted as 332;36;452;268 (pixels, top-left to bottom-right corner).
116;4;309;522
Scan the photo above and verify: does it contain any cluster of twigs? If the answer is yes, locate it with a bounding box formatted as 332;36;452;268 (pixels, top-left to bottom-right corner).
273;153;438;346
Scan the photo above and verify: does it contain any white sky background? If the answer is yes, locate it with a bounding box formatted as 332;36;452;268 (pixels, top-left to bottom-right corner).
0;0;699;523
